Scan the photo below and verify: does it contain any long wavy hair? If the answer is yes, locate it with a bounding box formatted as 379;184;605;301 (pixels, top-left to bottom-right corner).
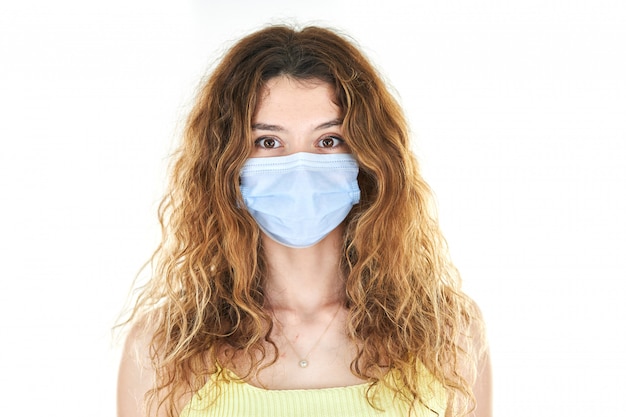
122;24;485;416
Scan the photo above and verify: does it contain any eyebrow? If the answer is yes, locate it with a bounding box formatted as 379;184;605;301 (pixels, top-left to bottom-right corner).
251;118;343;131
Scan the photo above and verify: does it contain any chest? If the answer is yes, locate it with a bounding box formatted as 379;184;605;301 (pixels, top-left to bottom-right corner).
235;331;365;390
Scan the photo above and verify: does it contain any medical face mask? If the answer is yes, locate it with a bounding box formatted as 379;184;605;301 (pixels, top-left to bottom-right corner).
240;152;361;248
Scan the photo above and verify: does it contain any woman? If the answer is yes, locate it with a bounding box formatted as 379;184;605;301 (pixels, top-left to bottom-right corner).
117;25;492;417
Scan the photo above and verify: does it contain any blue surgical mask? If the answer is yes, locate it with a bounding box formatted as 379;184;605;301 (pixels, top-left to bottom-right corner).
240;152;361;248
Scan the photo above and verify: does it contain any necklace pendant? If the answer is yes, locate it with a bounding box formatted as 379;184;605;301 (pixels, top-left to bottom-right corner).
299;359;309;368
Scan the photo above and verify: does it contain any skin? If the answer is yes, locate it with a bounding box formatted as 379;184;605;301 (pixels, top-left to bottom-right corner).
471;356;493;417
117;75;492;416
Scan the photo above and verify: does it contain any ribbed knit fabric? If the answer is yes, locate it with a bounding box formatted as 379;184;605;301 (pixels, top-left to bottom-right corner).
180;366;447;417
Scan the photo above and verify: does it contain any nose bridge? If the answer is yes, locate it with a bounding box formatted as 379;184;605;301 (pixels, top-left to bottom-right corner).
285;127;315;155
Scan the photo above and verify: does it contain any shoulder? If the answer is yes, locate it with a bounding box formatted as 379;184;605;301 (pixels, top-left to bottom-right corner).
117;317;199;417
456;298;492;417
470;300;492;417
117;317;161;417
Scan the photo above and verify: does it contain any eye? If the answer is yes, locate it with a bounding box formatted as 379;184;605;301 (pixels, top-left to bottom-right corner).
254;137;282;149
317;136;345;149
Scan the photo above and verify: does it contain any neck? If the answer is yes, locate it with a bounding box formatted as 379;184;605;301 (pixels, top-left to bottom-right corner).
263;227;345;315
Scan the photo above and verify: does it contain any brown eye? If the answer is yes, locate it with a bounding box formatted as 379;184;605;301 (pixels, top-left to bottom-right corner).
321;138;334;147
254;137;280;149
317;136;344;149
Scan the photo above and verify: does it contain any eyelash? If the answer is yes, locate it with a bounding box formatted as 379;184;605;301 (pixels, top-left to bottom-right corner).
253;136;345;149
254;137;281;149
317;136;345;148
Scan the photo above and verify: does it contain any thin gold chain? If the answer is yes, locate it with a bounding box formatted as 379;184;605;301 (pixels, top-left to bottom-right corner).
271;303;342;368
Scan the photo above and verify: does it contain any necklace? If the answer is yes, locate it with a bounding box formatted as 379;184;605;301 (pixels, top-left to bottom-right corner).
272;303;342;369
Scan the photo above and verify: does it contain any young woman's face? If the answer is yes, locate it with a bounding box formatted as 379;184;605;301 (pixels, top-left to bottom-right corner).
250;76;350;158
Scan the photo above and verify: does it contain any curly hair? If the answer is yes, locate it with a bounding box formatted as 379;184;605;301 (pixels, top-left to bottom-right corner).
122;24;485;416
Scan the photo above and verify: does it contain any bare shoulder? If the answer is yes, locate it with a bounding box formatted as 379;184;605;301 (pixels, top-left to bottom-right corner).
472;348;492;417
117;317;198;417
443;298;492;417
117;318;162;417
466;299;493;417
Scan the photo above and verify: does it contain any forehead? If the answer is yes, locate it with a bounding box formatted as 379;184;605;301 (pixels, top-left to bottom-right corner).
254;76;340;122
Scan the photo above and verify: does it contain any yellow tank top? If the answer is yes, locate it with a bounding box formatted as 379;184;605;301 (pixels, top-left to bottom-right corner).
180;365;447;417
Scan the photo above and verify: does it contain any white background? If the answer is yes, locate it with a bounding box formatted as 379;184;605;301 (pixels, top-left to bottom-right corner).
1;1;624;416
